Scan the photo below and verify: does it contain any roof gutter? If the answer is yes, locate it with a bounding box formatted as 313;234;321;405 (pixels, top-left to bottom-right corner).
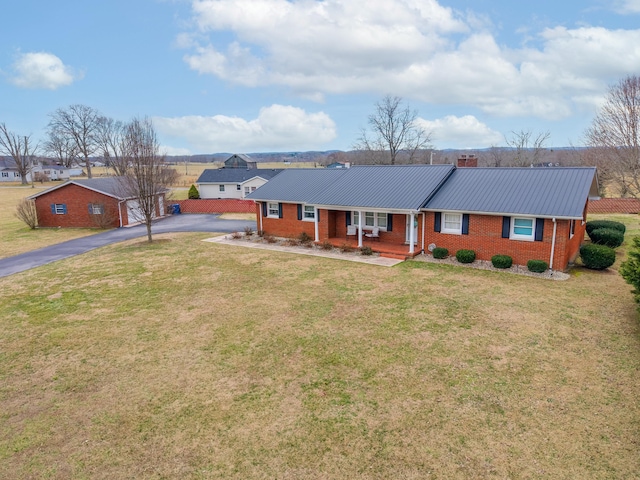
420;208;583;221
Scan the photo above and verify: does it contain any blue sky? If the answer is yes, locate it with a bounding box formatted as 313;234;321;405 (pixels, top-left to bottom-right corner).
1;0;639;155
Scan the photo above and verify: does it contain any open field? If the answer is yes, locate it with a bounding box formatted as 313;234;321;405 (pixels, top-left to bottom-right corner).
1;215;639;478
0;187;99;259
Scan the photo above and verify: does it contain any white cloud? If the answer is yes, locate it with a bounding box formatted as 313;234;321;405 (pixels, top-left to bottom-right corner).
613;0;640;14
181;0;640;121
154;104;337;152
161;145;192;156
417;115;502;149
10;52;79;90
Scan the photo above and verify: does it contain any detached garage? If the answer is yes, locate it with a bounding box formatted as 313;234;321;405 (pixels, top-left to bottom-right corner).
29;177;167;228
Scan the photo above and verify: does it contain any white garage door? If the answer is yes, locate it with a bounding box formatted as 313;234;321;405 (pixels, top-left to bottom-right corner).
126;200;146;224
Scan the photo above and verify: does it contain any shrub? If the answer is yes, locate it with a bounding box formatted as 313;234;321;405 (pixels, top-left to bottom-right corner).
360;246;373;256
298;232;312;244
588;228;624;248
15;198;37;229
455;249;476;264
188;184;200;199
580;243;616;270
230;231;242;240
243;226;254;237
586;220;625;236
340;243;355;253
285;238;300;247
527;259;548;273
620;237;640;305
432;247;448;259
257;230;265;237
320;240;334;251
491;254;513;269
264;235;278;244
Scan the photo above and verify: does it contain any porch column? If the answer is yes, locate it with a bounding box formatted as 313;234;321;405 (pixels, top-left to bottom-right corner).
409;212;415;254
358;210;363;248
314;207;319;242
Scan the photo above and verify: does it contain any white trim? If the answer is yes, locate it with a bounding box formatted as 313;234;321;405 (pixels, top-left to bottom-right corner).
510;217;535;241
267;202;279;218
441;212;462;235
302;205;315;222
353;210;388;231
422;208;582;221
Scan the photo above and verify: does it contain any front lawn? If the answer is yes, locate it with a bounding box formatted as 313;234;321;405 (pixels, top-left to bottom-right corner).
0;224;639;478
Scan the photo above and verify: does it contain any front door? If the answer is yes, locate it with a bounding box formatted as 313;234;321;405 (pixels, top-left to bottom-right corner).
405;215;418;244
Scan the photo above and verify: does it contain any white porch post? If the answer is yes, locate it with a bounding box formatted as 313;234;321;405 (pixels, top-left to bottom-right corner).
358;210;363;248
314;207;319;242
409;212;415;254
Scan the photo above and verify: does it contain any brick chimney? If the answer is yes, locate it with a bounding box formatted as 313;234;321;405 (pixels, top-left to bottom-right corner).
457;154;477;168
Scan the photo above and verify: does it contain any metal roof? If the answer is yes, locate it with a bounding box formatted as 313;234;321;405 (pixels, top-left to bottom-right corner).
196;168;282;184
29;177;137;200
310;164;454;210
425;167;597;218
247;165;455;210
247;169;348;203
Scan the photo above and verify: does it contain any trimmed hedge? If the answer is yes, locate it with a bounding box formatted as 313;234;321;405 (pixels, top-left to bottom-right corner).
588;228;624;248
586;220;626;236
432;247;448;259
527;259;548;273
580;243;616;270
491;254;513;269
455;249;476;264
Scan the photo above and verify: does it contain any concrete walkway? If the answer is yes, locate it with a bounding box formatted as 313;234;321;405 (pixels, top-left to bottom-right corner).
0;214;255;278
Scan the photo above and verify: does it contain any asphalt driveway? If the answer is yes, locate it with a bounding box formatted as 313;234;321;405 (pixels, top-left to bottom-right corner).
0;214;256;278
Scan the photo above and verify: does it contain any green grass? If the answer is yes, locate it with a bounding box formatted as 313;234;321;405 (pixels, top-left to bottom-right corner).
0;220;639;478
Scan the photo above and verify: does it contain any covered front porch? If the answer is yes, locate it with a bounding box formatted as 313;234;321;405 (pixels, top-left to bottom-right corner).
322;236;421;260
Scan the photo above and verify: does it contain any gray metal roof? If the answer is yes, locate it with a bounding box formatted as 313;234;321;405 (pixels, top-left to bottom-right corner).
247;169;348;203
196;168;282;184
247;164;455;210
425;167;597;218
29;177;135;200
310;164;454;210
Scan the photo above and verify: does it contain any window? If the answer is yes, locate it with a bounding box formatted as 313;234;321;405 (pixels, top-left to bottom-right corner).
353;211;387;230
511;217;535;240
53;204;67;215
219;185;225;192
236;184;241;191
251;187;256;192
303;205;315;220
244;186;251;195
442;213;462;234
268;202;279;217
89;203;104;215
1;172;7;178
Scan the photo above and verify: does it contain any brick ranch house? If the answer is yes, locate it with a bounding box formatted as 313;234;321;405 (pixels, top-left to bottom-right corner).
247;164;598;271
28;177;167;228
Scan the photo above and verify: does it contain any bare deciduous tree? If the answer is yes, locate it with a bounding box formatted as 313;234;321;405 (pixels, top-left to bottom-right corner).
44;129;78;168
504;129;551;167
96;116;129;176
48;104;101;178
15;198;37;229
585;75;640;197
0;123;37;185
355;95;432;165
119;117;173;242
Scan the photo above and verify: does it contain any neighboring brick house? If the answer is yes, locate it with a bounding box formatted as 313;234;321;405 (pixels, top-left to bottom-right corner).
196;168;282;199
247;164;598;271
28;177;167;228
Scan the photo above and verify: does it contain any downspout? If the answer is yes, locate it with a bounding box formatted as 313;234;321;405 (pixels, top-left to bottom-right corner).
258;202;263;232
409;212;415;254
549;218;557;271
314;206;319;242
358;210;363;248
117;199;126;227
421;212;426;253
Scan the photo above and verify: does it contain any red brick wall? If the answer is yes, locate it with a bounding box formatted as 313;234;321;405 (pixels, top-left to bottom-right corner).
35;184;122;228
177;199;255;214
423;212;580;270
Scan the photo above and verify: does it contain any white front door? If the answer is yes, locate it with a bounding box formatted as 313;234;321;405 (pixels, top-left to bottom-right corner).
406;215;418;244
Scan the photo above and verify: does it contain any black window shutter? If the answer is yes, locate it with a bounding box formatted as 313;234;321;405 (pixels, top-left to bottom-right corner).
387;214;393;232
88;203;92;214
50;204;55;214
535;218;544;241
297;204;302;220
262;202;267;217
434;212;441;232
346;211;351;226
317;209;320;222
62;204;67;214
462;214;469;235
502;216;510;238
278;203;283;218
